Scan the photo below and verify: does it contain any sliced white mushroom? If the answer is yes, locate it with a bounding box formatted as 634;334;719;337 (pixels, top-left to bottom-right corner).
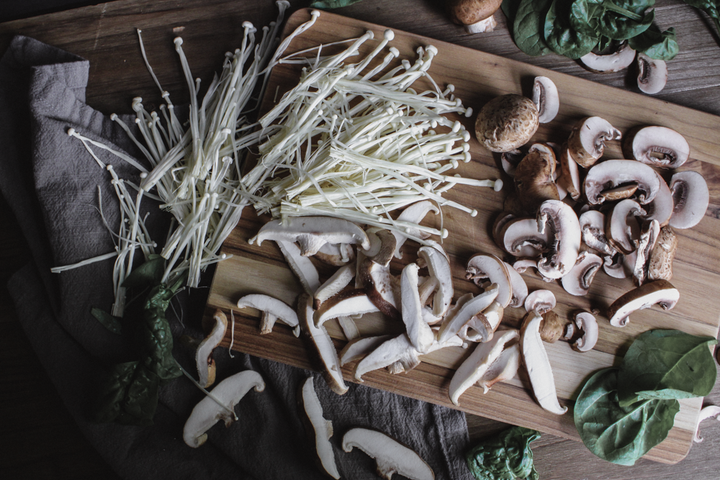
557;147;582;201
392;200;439;258
300;377;340;479
669;170;709;229
520;312;568;415
504;261;529;308
637;53;667;95
337;315;361;341
276;239;321;295
532;76;560;124
339;334;394;366
606;198;645;254
648;225;678;282
477;342;520;393
448;329;519;405
579;42;636;73
536;200;581;279
606;279;680;327
417;244;454;318
524;289;556;315
314;263;356;308
249;216;370;255
501;217;552;258
632;219;660;286
579;210;617;257
584;160;661;205
437;284;499;344
561;251;603;296
626;126;689;169
183;370;265;448
571;310;598;352
458;300;504;343
567;116;621;168
314;242;355;266
236;294;301;336
465;254;513;308
196;309;228;388
342;427;435;480
694;405;720;443
643;171;674;226
314;289;381;327
401;263;436;353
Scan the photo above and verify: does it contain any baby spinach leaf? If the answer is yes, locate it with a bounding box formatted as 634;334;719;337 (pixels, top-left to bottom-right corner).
466;426;540;480
544;0;599;59
596;5;654;41
683;0;720;35
122;253;165;289
617;329;717;407
91;307;123;335
94;360;159;426
512;0;553;56
501;0;524;36
629;25;679;60
574;368;680;466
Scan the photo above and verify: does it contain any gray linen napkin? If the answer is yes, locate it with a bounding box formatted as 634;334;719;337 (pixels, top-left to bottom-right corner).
0;35;473;480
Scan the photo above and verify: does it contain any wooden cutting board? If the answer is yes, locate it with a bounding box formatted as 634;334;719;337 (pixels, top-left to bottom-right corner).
206;8;720;464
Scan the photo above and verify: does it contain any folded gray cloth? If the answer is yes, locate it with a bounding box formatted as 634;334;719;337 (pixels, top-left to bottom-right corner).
0;35;473;480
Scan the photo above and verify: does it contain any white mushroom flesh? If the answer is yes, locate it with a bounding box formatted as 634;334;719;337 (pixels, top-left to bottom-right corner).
237;293;300;336
532;76;560;124
669;170;710;229
607;279;680;327
630;126;689;169
536;200;581;279
300;377;340;479
249;216;370;255
196;309;228;388
401;263;436;353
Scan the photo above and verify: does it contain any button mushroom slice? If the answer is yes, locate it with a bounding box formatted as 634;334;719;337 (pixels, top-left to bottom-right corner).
605;198;646;255
448;329;520;405
532;76;559;124
492;211;516;248
603;251;633;279
196;309;228;388
584;159;661;205
458;300;504;343
465;253;513;308
632;219;660;286
504;260;529;308
648;225;678;282
339;334;395;366
513;143;560;214
669;170;710;229
579;41;636;73
475;94;539;153
437;284;499;344
477;342;520;393
314;289;381;327
637;52;667;95
606;279;680;327
598;184;640;202
249;216;370;256
500;149;524;177
417;244;454;318
342;427;435;480
299;294;349;395
570;310;599;352
561;251;603;296
501;217;552;258
276;239;321;296
567;116;622;168
626;126;689;169
520;312;568;415
236;294;301;337
299;377;340;479
392;200;439;259
536;199;582;279
401;263;436;353
557;146;582;201
579;210;617;257
314;242;355;266
183;370;265;448
524;289;556;315
643;171;674;226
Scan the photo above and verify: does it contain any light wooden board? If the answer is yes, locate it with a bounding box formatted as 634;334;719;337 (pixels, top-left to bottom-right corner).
206;9;720;465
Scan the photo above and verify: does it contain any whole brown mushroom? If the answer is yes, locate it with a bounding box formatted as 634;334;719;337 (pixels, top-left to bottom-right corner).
447;0;503;33
475;94;539;153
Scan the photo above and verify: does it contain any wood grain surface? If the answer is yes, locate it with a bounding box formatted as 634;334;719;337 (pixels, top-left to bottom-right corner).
1;1;720;479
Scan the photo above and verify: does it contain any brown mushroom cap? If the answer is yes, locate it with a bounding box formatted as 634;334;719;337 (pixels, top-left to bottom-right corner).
475;94;539;153
448;0;503;25
513;143;560;213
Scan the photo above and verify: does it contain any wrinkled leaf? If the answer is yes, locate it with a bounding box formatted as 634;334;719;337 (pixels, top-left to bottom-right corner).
574;368;680;465
122;254;165;289
544;0;599;59
617;329;717;406
683;0;720;35
466;426;540;480
139;283;182;383
91;307;123;335
628;25;679;60
512;0;553;56
595;0;655;40
310;0;365;8
93;360;159;426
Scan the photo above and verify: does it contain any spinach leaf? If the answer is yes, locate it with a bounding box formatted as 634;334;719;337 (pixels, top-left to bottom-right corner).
512;0;553;56
629;25;679;60
544;0;599;59
501;0;524;37
310;0;365;8
595;0;655;40
138;283;183;383
465;426;540;480
574;368;680;466
91;307;123;335
122;253;165;289
617;329;717;406
93;360;159;426
683;0;720;35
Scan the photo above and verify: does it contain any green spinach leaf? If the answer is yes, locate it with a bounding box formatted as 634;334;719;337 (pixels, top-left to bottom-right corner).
91;307;123;335
595;0;655;40
628;25;679;60
512;0;553;56
544;0;599;59
465;426;540;480
93;360;159;426
683;0;720;35
122;253;165;289
617;329;717;406
574;368;680;466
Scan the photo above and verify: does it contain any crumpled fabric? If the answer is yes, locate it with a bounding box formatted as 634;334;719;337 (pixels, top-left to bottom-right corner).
0;35;474;480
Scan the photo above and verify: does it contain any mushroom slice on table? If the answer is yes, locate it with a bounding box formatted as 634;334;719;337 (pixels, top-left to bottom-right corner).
637;53;668;95
249;216;370;255
314;263;356;308
532;76;559;124
567;116;621;168
579;41;636;73
401;263;436;353
436;284;499;344
183;370;265;448
339;334;394;366
626;126;689;169
465;253;513;308
504;261;529;308
513;143;560;214
299;294;349;395
632;219;660;286
561;251;603;296
478;342;520;393
524;289;556;315
584;159;660;205
314;289;381;327
536;200;581;280
236;293;301;336
342;427;435;480
669;170;710;229
605;198;645;254
314;242;355;266
501;217;552;258
607;279;680;327
391;200;439;258
579;210;617;257
570;310;599;352
276;239;321;295
557;146;582;201
458;300;504;343
520;312;568;415
475;94;539;153
648;225;678;282
448;328;519;405
643;171;674;226
417;244;454;319
357;250;401;321
299;377;340;479
196;309;228;388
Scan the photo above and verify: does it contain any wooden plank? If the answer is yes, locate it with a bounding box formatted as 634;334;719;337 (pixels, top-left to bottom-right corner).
205;8;720;465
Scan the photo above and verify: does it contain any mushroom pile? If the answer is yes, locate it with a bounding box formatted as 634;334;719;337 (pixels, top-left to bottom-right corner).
579;42;668;95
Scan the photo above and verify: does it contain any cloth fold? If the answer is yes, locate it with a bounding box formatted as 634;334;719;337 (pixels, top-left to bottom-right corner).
0;35;473;480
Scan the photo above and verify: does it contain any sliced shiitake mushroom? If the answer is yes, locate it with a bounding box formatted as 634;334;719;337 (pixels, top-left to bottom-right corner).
250;216;370;255
299;377;340;479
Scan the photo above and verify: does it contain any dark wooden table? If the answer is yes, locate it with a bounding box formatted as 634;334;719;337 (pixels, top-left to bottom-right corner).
1;1;720;479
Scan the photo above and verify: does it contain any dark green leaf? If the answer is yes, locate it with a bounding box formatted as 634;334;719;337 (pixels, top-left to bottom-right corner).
122;254;165;289
617;329;717;406
512;0;553;56
93;361;159;426
501;0;524;37
90;307;123;335
596;6;654;40
139;284;182;383
465;426;540;480
574;368;680;465
682;0;720;35
544;0;599;59
310;0;364;8
628;25;679;60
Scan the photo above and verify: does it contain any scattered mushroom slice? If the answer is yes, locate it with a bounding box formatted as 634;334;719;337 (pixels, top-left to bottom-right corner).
632;219;660;286
458;300;504;343
299;294;349;395
603;252;630;279
342;428;435;480
561;251;603;296
183;370;265;448
448;329;519;405
475;94;539;153
477;342;520;393
314;263;356;308
557;147;581;201
314;242;355;266
637;52;668;95
606;198;645;254
570;310;598;352
606;279;680;327
401;263;436;353
337;315;361;341
250;216;370;255
353;333;434;381
448;0;502;33
579;210;617;257
584;160;660;205
392;200;439;258
598;184;639;202
524;289;556;315
501;217;551;258
300;377;340;479
357;251;401;321
492;211;516;247
643;171;674;226
339;334;394;366
579;42;636;73
277;239;321;295
501;149;524;176
465;254;513;308
504;261;529;308
418;244;454;318
314;289;380;327
536;200;581;279
567;116;622;168
236;294;301;336
648;225;678;282
437;284;499;344
532;76;560;124
513;143;560;213
693;405;720;443
669;170;710;229
196;309;228;388
626;126;689;169
520;312;568;415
